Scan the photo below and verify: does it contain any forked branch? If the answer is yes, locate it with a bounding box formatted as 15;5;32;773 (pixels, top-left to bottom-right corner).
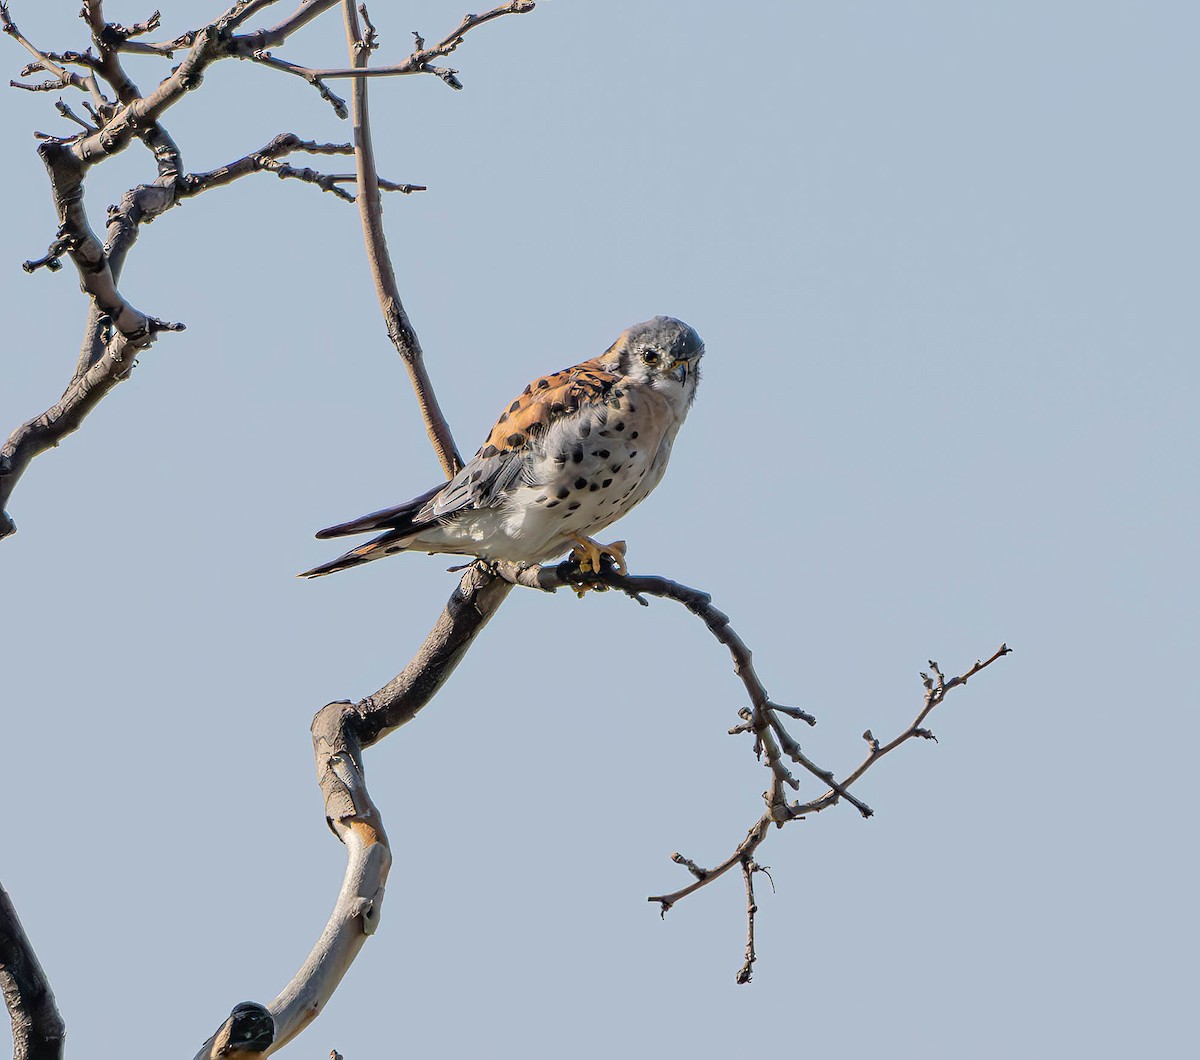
491;558;1010;981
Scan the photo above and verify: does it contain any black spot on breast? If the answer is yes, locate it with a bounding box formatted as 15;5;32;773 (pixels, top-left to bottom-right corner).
510;400;521;413
614;422;626;432
546;500;560;508
628;451;638;459
556;487;570;500
593;449;610;458
574;477;587;490
571;446;584;464
598;430;611;439
589;483;600;492
507;433;525;447
497;411;509;424
536;378;551;390
535;494;548;504
607;398;623;410
611;463;623;473
567;502;581;511
601;478;613;488
579;421;592;438
480;445;499;458
630;431;639;439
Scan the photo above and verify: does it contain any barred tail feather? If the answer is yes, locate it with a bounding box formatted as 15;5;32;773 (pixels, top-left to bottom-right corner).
298;530;413;578
314;483;443;540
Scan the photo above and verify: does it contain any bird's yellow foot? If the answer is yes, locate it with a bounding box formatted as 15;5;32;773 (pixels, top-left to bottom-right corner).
567;535;627;596
569;534;627;575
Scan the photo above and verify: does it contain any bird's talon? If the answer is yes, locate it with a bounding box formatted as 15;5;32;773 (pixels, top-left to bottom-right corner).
606;540;628;576
569;534;627;578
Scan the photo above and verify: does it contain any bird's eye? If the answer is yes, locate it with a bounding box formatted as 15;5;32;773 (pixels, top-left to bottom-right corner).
642;349;661;366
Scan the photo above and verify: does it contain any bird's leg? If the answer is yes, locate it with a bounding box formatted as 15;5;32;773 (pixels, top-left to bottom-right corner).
568;534;628;576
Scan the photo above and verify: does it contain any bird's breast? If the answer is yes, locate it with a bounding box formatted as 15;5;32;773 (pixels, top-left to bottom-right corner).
500;387;678;553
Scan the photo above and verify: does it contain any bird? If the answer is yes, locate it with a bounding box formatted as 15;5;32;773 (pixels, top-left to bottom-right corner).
299;315;704;580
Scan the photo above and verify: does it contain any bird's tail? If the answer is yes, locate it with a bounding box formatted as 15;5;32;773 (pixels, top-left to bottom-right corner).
298;529;413;578
313;483;443;540
300;483;446;578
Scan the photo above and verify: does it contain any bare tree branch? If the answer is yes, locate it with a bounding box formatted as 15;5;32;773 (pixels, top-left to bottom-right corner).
342;0;465;478
256;1;536;90
248;49;349;115
1;2;105;105
736;859;766;985
188;562;511;1057
486;557;1010;976
4;2;528;1053
0;0;448;533
0;883;65;1060
224;0;342;54
176;132;424;200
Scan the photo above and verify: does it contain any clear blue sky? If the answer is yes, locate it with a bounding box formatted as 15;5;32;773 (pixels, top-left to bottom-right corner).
2;2;1194;1057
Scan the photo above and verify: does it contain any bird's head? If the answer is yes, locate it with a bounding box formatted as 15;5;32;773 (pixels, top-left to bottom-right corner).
606;316;705;411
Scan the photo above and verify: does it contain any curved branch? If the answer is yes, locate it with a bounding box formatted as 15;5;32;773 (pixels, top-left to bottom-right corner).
489;558;1010;976
192;564;510;1056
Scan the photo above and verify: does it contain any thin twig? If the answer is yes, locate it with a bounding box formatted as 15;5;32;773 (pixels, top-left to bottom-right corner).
488;557;1008;976
341;0;464;477
247;49;348;117
54;99;97;132
259;1;535;90
735;859;759;984
1;3;94;96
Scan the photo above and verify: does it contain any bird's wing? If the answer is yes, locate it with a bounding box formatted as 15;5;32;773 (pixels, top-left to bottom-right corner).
414;357;622;517
314;358;620;539
475;356;619;456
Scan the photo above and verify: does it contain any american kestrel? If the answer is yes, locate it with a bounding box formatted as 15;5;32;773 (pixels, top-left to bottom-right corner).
300;316;704;579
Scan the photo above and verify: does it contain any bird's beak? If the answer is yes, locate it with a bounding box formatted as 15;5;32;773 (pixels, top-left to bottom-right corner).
668;359;689;383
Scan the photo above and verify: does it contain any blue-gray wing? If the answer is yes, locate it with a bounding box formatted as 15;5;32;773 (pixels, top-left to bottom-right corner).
314;355;618;540
412;449;527;521
313;449;526;540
